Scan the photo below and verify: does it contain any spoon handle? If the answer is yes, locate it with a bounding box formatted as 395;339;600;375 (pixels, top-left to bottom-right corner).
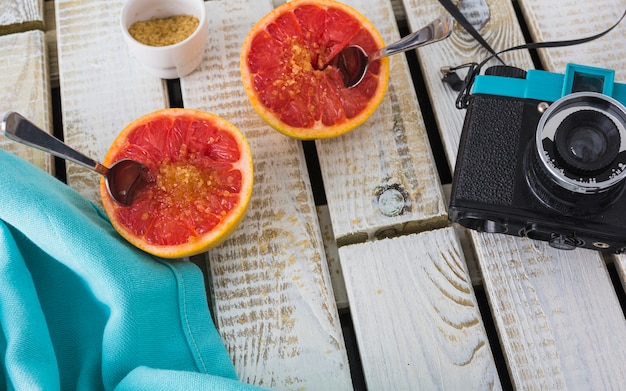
2;112;102;173
372;14;454;61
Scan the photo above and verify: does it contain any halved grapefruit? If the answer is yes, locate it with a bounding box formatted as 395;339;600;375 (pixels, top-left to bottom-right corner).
100;108;253;259
241;0;389;139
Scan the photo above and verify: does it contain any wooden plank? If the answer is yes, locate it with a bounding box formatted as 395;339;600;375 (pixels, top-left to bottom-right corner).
0;0;44;36
501;1;626;386
339;227;502;390
472;233;626;389
180;1;352;389
55;0;168;204
517;0;626;80
402;0;534;171
316;0;448;246
404;0;626;389
0;30;53;172
518;0;626;287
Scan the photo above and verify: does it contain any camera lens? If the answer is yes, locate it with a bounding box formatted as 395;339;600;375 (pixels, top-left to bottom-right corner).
535;92;626;194
553;110;620;174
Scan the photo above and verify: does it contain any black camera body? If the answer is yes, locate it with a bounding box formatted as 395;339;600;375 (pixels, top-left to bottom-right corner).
449;64;626;252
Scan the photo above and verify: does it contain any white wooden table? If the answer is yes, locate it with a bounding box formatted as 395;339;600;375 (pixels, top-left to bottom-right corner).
2;0;626;389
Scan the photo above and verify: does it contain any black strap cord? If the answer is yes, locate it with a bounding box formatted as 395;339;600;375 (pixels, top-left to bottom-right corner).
436;0;504;64
437;0;626;109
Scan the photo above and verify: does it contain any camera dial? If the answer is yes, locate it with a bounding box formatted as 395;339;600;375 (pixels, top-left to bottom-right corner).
536;92;626;194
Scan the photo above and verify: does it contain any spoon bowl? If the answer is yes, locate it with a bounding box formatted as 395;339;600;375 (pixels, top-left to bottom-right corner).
103;158;150;206
329;14;454;88
2;112;150;206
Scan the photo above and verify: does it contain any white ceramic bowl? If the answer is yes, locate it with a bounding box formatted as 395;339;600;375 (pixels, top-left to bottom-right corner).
120;0;208;79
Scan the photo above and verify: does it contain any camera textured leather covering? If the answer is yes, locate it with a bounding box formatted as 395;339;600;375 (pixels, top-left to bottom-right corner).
455;95;525;205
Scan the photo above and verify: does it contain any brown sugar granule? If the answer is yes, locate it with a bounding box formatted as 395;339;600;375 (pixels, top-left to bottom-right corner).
128;14;199;46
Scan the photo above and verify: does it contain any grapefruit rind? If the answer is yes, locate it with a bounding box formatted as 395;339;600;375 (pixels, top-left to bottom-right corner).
240;0;389;140
100;108;254;259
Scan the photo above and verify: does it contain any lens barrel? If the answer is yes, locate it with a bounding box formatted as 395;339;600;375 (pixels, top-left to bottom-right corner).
535;92;626;194
553;109;620;174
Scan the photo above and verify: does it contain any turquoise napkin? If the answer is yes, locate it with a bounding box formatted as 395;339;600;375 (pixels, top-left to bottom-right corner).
0;149;262;390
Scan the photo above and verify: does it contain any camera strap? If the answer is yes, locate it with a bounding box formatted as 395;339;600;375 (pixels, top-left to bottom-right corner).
437;0;626;109
436;0;504;65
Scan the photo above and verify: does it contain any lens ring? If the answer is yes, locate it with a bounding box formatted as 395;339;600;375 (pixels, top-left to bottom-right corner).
553;109;620;174
536;92;626;194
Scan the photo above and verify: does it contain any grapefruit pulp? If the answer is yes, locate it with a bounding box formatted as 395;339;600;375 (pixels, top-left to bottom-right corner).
240;0;389;140
100;108;253;259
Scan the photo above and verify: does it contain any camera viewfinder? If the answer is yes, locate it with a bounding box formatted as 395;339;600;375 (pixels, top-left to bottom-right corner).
563;64;615;96
572;72;605;93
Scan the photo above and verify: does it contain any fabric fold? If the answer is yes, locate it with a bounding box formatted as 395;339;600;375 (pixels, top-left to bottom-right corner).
0;150;262;390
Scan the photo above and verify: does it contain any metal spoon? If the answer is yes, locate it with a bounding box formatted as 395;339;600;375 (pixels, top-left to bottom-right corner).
329;14;454;88
2;111;150;206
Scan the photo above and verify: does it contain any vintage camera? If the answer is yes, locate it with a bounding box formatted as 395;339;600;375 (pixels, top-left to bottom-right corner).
449;63;626;252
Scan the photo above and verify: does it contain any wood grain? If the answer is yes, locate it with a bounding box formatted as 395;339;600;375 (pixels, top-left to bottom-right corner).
0;0;43;36
517;0;626;79
316;0;448;246
339;227;501;390
473;233;626;389
180;1;352;389
56;0;169;204
0;30;53;172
